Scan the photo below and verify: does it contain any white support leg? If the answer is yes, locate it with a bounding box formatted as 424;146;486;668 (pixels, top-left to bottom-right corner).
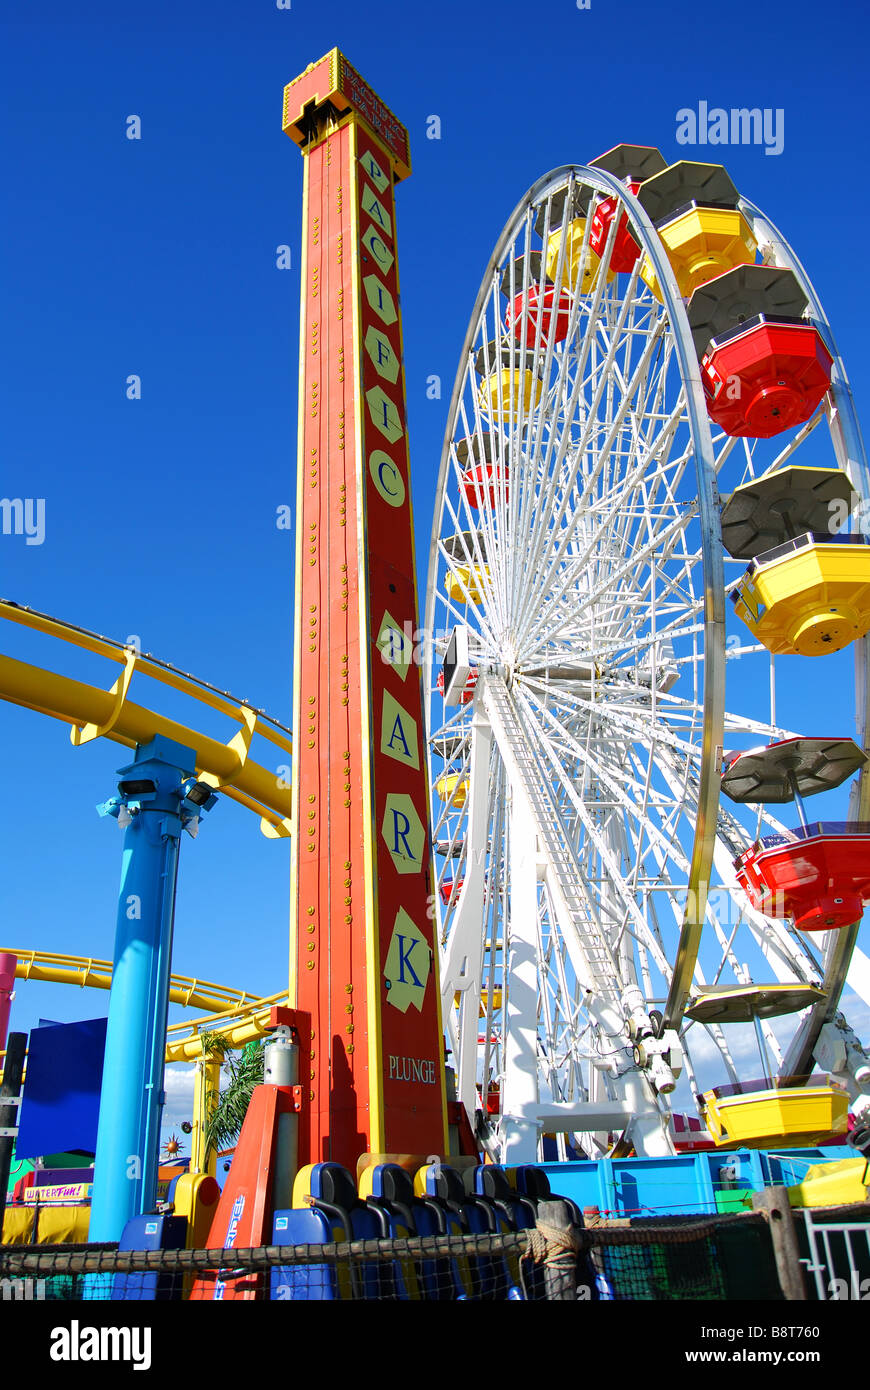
499;788;542;1164
439;703;494;1121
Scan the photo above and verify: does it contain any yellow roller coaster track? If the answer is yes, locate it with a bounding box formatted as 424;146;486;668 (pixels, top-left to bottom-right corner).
1;949;289;1062
0;600;297;1065
164;991;290;1062
4;948;262;1014
0;598;293;837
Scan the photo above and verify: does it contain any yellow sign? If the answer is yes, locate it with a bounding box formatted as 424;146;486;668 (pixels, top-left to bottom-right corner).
366;386;404;444
363;274;397;325
381;792;426;874
365;326;399;384
369;450;406;507
24;1182;92;1203
384;908;431;1013
375;611;414;680
359;147;390;194
362;225;395;275
361;185;392;237
381;690;420;769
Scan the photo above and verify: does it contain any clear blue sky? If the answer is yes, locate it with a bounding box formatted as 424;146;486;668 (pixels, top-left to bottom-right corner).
2;0;869;1144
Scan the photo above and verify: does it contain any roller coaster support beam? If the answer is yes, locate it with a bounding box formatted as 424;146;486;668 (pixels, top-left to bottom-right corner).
190;1051;223;1177
88;736;217;1244
0;953;16;1053
0;1032;26;1236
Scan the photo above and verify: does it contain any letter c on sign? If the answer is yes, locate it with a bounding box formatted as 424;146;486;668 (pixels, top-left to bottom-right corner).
370;235;390;267
370;450;406;508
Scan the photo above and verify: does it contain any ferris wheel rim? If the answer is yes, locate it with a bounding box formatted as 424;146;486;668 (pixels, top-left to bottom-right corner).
424;163;727;1036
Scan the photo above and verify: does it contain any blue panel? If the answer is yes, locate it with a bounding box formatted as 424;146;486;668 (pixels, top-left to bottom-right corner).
611;1155;707;1217
271;1207;345;1301
16;1018;107;1158
112;1214;187;1301
537;1147;852;1217
33;1167;93;1188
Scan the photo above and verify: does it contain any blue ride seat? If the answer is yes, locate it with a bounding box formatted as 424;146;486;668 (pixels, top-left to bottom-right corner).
513;1164;583;1224
270;1204;346;1301
111;1213;187;1302
361;1162;467;1300
471;1164;537;1292
472;1165;537;1230
269;1162;382;1301
510;1165;601;1300
415;1163;517;1299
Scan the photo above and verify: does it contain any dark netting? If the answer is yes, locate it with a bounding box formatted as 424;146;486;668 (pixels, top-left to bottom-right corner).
581;1213;781;1301
0;1210;782;1301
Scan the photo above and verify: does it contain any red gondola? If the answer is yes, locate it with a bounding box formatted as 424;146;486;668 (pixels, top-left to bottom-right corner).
439;878;465;905
436;668;478;705
735;822;870;932
701;319;833;438
589;183;642;272
506;284;573;346
460;461;508;510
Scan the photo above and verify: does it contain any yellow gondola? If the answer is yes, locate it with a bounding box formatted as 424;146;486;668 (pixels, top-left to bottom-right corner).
445;566;489;605
545;218;614;294
435;774;469;807
732;535;870;656
641;206;756;301
478;368;542;418
702;1079;848;1149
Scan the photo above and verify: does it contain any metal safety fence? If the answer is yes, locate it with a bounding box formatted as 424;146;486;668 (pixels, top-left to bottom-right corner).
0;1209;781;1301
793;1203;870;1301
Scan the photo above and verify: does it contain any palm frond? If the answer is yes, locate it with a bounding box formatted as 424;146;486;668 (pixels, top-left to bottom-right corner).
204;1039;265;1154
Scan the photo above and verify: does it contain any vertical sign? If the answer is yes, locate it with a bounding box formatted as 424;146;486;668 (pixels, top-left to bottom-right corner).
284;51;447;1168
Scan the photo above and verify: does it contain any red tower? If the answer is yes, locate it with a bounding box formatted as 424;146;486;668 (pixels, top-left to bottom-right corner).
283;52;447;1169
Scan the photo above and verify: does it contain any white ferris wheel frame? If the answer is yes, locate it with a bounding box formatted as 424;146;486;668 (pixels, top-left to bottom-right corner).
424;163;870;1162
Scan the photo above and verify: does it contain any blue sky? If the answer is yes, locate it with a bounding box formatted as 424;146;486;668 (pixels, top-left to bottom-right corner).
2;0;869;1148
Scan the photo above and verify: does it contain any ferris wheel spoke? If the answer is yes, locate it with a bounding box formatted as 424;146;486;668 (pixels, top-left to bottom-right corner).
535;507;697;654
520;683;700;883
514;329;671;649
513;689;680;983
518;297;662;581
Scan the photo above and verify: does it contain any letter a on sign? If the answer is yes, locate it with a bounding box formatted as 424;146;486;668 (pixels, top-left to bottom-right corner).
381;690;419;768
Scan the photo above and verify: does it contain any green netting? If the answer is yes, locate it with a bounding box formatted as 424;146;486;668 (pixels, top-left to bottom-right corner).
581;1214;780;1301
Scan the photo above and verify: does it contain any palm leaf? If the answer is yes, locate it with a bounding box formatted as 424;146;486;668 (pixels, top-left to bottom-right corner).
204;1038;265;1154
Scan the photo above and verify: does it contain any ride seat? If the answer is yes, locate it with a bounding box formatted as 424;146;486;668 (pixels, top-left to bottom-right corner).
289;1162;382;1299
416;1164;516;1299
473;1164;537;1230
362;1163;467;1300
270;1204;346;1302
512;1165;583;1225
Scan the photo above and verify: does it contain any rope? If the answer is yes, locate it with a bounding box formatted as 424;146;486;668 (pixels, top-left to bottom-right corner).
523;1221;581;1265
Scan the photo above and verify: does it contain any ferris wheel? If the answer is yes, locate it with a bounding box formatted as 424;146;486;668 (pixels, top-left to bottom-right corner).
424;147;870;1163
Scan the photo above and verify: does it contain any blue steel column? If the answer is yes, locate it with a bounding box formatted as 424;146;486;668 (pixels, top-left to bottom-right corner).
89;735;215;1243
